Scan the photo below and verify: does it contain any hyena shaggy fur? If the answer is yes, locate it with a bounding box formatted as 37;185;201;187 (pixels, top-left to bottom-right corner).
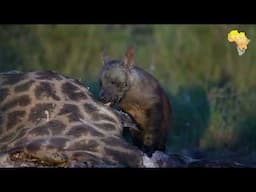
99;47;172;156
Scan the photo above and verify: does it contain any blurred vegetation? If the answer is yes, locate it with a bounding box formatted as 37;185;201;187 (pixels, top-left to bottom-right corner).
1;24;256;153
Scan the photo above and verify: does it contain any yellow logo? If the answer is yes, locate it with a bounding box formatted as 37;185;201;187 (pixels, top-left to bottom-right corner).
228;30;250;56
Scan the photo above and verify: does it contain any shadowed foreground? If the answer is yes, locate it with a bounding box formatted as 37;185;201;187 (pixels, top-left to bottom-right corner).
0;150;252;168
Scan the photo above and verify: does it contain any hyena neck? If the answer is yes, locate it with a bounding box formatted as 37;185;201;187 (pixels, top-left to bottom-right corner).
122;67;160;104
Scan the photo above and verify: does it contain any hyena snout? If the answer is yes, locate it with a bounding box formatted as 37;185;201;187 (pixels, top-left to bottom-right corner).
99;89;119;105
99;89;111;103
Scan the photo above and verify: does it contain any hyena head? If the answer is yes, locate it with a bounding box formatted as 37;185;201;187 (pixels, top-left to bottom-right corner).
99;47;135;106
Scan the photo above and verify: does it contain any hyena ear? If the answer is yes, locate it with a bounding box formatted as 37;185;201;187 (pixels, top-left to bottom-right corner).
124;47;135;70
101;50;111;65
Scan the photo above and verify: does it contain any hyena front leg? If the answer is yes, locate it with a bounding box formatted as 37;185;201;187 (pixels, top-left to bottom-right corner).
142;104;167;156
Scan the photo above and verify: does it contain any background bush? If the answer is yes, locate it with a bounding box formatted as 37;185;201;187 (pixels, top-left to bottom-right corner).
1;24;255;153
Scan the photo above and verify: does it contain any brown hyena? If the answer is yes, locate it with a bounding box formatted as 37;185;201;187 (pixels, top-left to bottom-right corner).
99;47;172;156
